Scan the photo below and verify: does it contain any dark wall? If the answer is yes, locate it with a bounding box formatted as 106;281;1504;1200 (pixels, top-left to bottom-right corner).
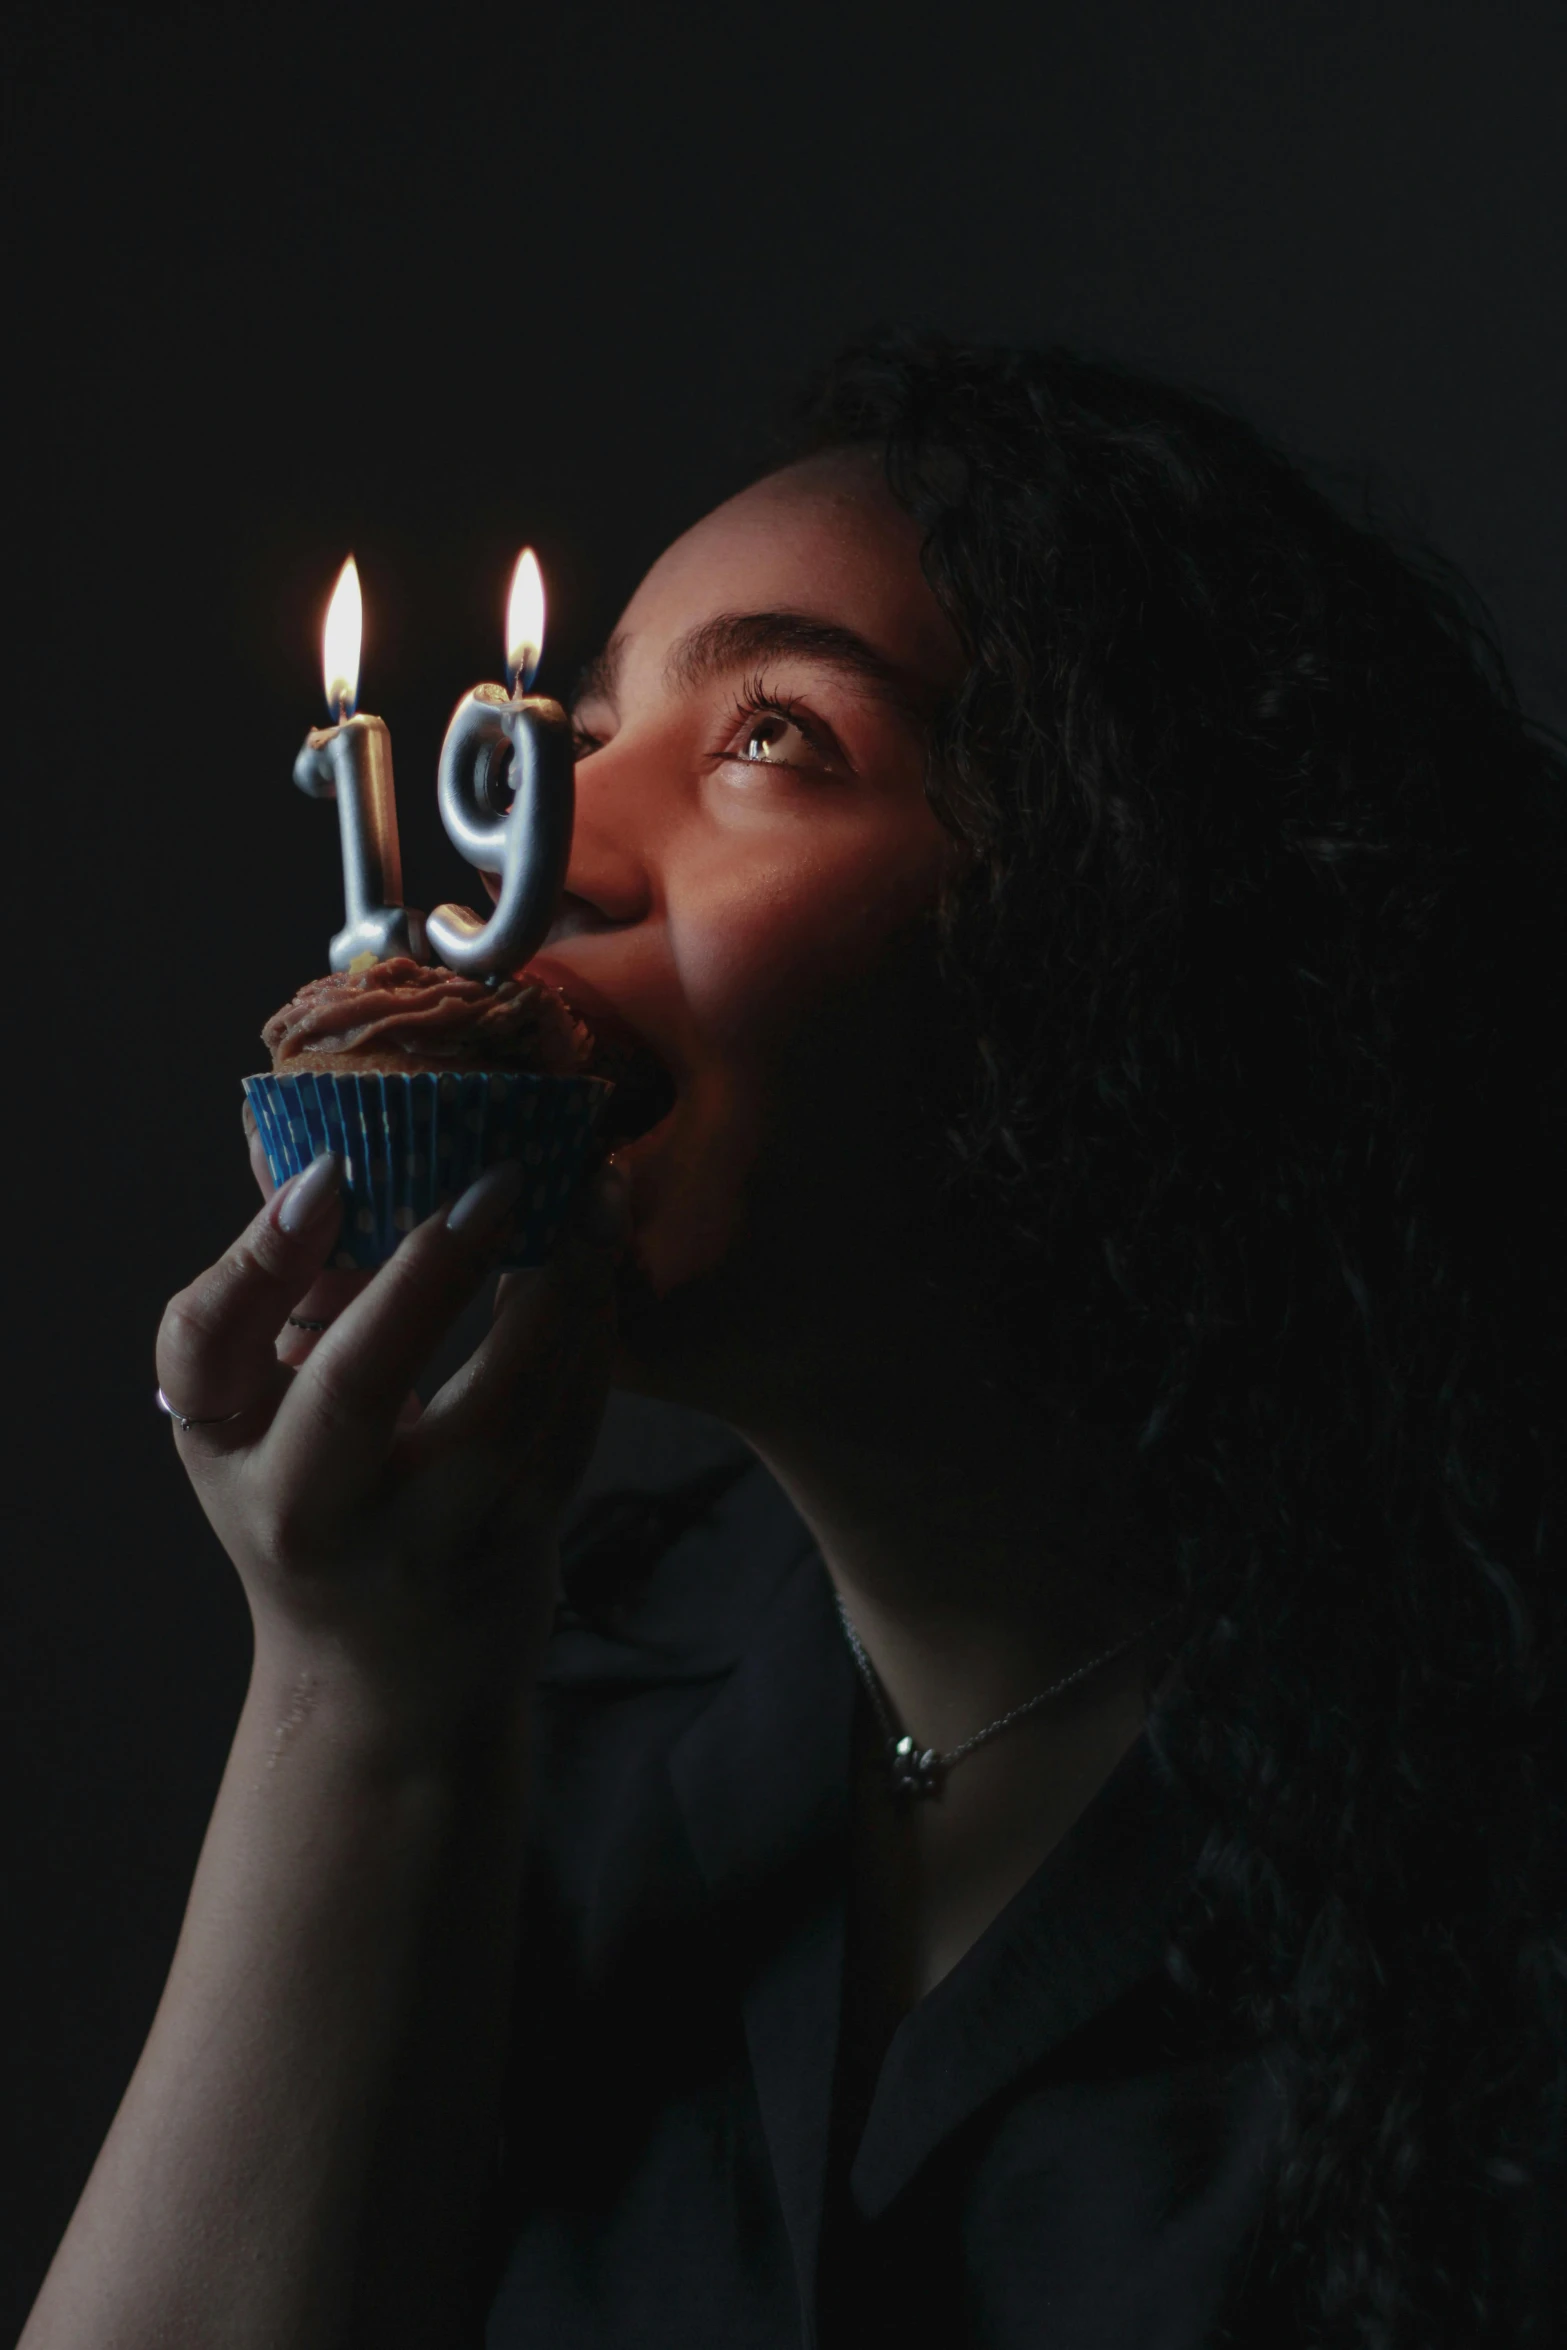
5;0;1566;2323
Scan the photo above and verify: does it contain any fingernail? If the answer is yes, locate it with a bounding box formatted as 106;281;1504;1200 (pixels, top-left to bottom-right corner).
276;1152;341;1236
581;1160;630;1248
446;1158;529;1241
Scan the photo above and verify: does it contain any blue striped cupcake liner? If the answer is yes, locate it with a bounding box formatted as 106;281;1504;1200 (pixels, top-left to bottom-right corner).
242;1068;612;1269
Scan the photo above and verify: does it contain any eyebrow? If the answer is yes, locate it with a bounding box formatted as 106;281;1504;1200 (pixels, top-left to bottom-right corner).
571;611;927;723
571;633;628;712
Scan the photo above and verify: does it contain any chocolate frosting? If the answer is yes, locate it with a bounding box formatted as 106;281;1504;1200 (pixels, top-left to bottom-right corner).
262;957;593;1077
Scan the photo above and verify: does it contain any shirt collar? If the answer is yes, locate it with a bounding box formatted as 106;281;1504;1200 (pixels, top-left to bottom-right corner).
665;1512;1207;2264
669;1545;856;2336
851;1726;1205;2215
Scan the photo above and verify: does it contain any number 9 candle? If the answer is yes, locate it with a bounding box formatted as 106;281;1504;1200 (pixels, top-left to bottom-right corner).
427;550;574;979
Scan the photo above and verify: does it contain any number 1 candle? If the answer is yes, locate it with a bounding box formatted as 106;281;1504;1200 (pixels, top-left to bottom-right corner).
293;557;429;972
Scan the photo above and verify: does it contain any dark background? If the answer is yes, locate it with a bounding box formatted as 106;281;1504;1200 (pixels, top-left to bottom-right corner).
4;0;1566;2325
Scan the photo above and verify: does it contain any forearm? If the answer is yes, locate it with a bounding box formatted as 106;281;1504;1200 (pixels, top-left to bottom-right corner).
22;1641;532;2350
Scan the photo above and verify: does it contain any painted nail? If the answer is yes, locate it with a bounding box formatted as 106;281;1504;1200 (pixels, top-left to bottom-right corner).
446;1158;529;1241
276;1153;341;1236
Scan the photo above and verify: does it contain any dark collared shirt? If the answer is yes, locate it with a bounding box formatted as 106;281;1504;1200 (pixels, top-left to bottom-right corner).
480;1464;1291;2348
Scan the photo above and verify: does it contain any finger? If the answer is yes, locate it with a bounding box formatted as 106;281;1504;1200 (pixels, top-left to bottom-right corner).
155;1154;344;1442
276;1266;373;1366
564;1154;631;1253
472;1158;625;1341
407;1223;617;1532
510;1273;618;1517
264;1159;532;1503
426;1155;626;1453
444;1295;617;1564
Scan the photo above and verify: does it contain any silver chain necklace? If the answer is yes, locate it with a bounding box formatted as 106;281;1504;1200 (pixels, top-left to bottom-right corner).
833;1591;1180;1798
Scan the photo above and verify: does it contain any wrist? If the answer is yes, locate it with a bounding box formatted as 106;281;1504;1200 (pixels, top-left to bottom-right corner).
243;1616;545;1782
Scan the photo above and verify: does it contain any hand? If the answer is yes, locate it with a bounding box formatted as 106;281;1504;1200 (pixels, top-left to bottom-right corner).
244;1100;374;1371
156;1148;628;1716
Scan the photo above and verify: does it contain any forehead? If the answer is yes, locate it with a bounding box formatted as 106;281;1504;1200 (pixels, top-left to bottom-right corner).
606;453;960;693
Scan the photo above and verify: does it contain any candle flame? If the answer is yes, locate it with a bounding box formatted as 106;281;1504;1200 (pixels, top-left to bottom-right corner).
507;548;545;694
322;556;362;719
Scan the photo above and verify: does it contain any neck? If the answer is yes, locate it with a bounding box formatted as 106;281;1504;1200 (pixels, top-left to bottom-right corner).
619;1282;1179;2009
719;1307;1176;1762
744;1340;1174;2008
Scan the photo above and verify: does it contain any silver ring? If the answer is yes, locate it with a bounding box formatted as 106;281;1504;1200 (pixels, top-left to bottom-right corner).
156;1386;244;1434
287;1315;330;1332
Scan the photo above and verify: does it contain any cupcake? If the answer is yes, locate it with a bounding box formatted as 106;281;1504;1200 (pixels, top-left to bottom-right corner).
243;958;614;1269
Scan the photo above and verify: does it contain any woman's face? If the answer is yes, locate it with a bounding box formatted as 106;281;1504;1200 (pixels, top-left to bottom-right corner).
525;450;967;1395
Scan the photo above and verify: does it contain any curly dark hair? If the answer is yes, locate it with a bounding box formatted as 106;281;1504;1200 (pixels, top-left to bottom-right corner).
785;335;1567;2344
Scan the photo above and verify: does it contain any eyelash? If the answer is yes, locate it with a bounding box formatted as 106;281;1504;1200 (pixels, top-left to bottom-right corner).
570;676;838;769
718;675;834;769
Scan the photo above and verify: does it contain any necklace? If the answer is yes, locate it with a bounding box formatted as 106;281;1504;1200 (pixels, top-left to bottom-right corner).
833;1591;1181;1798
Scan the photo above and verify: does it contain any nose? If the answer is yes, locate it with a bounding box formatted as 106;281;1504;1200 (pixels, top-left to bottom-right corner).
542;889;618;945
550;745;656;940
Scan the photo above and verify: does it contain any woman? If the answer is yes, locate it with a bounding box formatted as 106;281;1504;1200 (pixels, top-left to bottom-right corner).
23;336;1567;2347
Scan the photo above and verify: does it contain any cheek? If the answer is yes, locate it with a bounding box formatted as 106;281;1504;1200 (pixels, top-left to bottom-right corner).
668;819;951;1054
624;823;951;1300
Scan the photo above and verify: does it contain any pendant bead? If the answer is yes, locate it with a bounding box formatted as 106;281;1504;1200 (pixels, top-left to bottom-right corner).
833;1588;1181;1804
890;1734;942;1797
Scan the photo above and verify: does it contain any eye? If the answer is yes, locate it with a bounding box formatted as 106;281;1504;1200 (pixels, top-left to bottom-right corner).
719;697;838;775
570;723;603;763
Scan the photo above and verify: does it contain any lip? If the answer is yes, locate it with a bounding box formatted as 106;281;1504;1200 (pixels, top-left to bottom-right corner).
523;956;662;1067
525;953;682;1150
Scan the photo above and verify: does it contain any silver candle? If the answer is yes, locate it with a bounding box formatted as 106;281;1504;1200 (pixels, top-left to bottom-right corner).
293;557;429;972
427;551;573;979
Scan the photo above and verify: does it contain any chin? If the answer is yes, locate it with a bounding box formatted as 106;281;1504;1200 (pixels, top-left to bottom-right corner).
597;1133;746;1403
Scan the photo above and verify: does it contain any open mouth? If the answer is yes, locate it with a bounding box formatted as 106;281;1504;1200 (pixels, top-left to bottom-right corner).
527;959;680;1149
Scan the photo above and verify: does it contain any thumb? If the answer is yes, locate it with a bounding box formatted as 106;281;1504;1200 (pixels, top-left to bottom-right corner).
401;1235;617;1551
